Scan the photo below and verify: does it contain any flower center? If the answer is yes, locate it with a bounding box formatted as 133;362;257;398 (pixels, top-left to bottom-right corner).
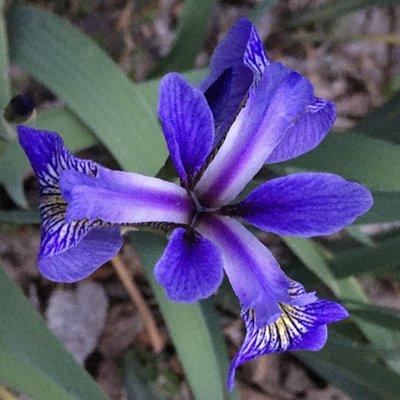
188;191;218;226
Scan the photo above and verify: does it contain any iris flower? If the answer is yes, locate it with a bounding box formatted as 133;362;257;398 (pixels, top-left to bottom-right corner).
18;18;372;389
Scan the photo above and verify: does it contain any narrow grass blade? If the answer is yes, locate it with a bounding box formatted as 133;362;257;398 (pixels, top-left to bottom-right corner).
357;191;400;225
8;4;166;175
283;236;400;373
0;210;39;224
285;133;400;192
331;233;400;278
131;231;237;400
150;0;215;77
0;0;13;140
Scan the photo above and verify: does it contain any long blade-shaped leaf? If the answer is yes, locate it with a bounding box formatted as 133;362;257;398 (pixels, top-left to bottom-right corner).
357;191;400;225
0;0;9;105
345;303;400;333
331;233;400;278
0;267;109;400
122;350;165;400
150;0;214;77
285;133;400;192
299;331;400;400
7;4;166;175
352;92;400;144
283;237;400;373
0;0;13;140
0;209;40;224
131;232;237;400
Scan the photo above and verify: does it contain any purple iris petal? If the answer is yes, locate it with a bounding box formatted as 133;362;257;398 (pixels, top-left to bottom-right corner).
227;280;349;391
200;18;259;139
243;23;269;80
197;215;291;327
60;168;191;225
158;73;215;186
40;227;122;282
239;21;335;164
196;62;313;207
18;125;122;282
154;228;224;302
266;97;336;164
203;68;233;139
235;172;373;237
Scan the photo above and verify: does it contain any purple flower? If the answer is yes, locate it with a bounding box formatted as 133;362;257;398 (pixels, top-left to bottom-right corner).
18;18;372;390
17;127;191;282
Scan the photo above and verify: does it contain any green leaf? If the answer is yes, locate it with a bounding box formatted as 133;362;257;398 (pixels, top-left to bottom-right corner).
328;329;399;360
331;233;400;278
8;4;166;175
0;108;97;207
131;231;237;400
282;236;400;373
122;350;165;400
346;226;375;247
292;0;400;26
0;209;40;225
0;0;9;106
352;92;400;144
285;133;400;192
345;302;400;333
357;191;400;225
282;236;341;293
0;0;13;140
0;138;30;208
299;354;386;400
299;331;400;400
150;0;215;77
0;267;109;400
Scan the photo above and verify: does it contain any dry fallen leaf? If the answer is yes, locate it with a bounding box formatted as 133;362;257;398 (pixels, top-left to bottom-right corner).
46;281;108;364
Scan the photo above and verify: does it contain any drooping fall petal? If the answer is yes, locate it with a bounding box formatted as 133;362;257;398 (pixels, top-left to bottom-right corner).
18;125;123;282
235;173;373;237
154;228;224;302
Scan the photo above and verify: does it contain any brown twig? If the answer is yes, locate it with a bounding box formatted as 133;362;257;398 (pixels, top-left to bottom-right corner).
111;255;165;353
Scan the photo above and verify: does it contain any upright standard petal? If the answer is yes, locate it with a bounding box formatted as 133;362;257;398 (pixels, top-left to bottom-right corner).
154;228;224;302
196;62;314;207
227;280;349;390
60;168;191;225
203;68;233;138
243;22;269;81
18;125;122;282
234;173;373;237
196;215;291;327
158;73;215;187
200;18;264;139
239;23;335;164
265;97;336;164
